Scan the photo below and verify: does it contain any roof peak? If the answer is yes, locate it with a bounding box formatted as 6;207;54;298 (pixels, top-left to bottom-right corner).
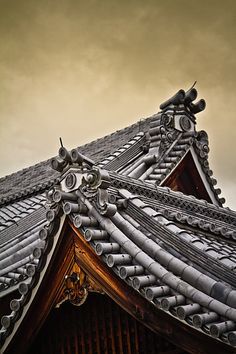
159;87;206;119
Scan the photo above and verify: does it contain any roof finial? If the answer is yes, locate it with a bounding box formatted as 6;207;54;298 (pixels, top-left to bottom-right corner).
189;81;197;91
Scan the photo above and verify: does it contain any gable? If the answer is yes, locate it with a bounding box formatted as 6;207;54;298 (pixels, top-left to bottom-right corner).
162;151;212;203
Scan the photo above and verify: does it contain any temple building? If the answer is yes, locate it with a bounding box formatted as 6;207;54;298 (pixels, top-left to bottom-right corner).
1;88;236;354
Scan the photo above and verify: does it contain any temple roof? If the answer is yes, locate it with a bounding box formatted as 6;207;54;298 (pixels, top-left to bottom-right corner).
1;88;236;354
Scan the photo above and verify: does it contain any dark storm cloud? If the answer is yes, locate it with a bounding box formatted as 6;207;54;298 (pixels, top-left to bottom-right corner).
0;0;235;207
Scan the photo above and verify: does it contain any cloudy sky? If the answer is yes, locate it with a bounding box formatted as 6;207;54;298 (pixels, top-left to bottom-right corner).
0;0;236;208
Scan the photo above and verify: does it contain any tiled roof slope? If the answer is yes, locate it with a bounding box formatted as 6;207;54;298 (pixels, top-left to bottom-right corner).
0;194;47;297
38;164;236;348
1;153;236;351
0;116;155;205
0;194;46;246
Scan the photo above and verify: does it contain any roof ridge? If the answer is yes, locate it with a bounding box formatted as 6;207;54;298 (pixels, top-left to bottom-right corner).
0;114;156;182
0;158;52;184
0;113;157;204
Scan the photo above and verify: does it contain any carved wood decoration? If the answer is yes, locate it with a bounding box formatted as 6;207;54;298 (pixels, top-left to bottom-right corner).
55;262;104;308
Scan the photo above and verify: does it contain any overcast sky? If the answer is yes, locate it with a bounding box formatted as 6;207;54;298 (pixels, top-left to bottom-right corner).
0;0;236;208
